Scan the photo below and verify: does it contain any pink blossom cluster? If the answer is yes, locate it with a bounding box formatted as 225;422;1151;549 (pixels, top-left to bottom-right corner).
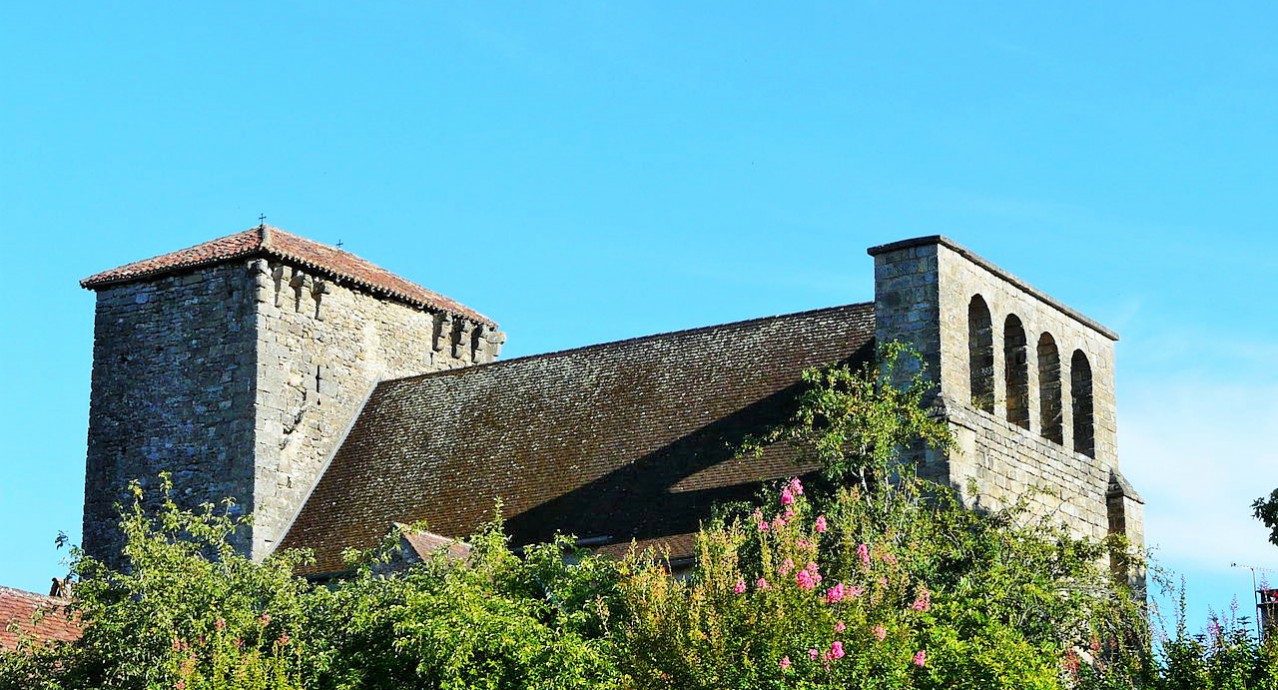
824;582;864;604
794;562;822;590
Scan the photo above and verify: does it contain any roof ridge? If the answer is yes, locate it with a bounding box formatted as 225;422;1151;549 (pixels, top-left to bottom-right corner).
0;586;66;603
79;225;496;326
382;301;874;386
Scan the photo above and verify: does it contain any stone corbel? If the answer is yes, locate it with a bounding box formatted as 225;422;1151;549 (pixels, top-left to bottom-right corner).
454;319;475;361
433;313;454;353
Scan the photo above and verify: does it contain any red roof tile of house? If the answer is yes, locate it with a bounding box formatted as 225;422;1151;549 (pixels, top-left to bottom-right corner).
80;225;495;326
0;587;82;652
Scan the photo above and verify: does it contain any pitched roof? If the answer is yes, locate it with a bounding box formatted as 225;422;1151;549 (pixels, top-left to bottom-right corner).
0;587;82;652
80;225;495;326
280;303;876;574
396;525;474;563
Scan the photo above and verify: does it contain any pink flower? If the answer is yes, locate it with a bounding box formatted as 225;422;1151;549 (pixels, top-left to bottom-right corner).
882;552;898;565
755;577;771;590
913;650;927;667
176;682;186;690
834;621;846;632
857;543;871;566
792;569;823;590
233;638;244;648
781;489;795;506
783;507;795;520
214;619;226;631
808;648;820;661
789;477;804;496
276;634;291;646
797;539;811;549
779;656;792;670
771;516;787;530
733;579;747;594
847;585;864;599
829;641;845;660
259;613;272;625
814;515;828;533
873;625;887;641
911;588;931;612
758;520;769;531
826;582;846;603
778;558;794;576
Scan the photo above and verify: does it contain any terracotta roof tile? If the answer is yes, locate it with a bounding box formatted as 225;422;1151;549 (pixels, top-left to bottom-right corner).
80;226;494;326
281;303;876;573
0;587;82;652
397;526;474;563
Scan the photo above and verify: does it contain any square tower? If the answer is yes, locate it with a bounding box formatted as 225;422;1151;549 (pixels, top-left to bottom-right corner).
868;237;1143;555
81;226;503;563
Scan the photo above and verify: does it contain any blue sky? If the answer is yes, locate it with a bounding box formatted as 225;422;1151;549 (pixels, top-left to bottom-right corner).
2;3;1276;630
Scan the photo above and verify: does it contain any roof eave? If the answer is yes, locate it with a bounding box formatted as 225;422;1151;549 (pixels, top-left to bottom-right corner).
81;246;497;327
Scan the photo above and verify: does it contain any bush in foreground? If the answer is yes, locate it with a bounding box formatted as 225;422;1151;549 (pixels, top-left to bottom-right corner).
2;348;1269;689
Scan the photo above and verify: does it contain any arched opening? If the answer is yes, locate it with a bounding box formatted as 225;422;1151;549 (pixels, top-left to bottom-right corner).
1037;333;1063;444
1004;315;1030;429
1071;350;1095;458
968;296;994;412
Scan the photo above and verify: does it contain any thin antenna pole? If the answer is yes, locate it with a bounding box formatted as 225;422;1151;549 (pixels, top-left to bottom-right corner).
1231;562;1276;641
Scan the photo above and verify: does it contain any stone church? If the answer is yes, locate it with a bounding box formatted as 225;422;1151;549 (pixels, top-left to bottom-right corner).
80;227;1143;576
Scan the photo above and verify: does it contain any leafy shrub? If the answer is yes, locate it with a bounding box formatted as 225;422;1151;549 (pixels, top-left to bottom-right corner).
1;346;1268;689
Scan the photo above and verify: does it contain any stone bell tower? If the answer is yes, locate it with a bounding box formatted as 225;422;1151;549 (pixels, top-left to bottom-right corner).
81;225;503;562
867;236;1143;562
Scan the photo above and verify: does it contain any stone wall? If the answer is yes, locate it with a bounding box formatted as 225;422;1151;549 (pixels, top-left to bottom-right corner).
869;237;1142;551
247;258;502;559
84;262;259;561
84;257;504;562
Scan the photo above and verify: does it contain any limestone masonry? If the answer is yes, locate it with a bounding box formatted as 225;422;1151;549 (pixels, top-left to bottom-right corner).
81;227;1142;572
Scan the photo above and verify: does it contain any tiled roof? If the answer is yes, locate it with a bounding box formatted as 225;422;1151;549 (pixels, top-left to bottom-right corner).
80;226;495;326
280;303;876;573
0;587;82;652
397;525;474;563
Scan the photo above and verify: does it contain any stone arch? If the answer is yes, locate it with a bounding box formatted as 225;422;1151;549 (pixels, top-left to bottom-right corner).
1071;350;1095;458
968;295;995;413
1037;333;1063;444
1003;314;1030;429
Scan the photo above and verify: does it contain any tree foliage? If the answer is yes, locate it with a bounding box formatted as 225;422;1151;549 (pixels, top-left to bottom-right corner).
2;346;1271;689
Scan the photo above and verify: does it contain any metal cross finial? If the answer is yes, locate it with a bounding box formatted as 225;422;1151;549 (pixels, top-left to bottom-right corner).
258;213;267;227
336;239;344;248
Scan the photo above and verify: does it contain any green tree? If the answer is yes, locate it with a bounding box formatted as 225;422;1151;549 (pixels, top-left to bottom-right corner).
1253;489;1278;548
616;346;1144;690
0;474;309;690
304;518;623;690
